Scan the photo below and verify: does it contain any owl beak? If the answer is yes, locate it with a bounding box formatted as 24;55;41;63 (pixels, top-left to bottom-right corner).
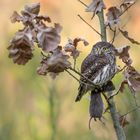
99;50;102;55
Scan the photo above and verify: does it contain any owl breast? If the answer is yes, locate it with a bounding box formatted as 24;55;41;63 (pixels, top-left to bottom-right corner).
93;64;116;85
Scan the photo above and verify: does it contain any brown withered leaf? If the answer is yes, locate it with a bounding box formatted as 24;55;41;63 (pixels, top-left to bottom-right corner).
24;3;40;15
119;29;140;45
115;45;132;65
64;38;89;59
124;66;140;94
35;15;51;23
106;7;121;26
37;46;71;76
37;23;62;53
119;80;128;93
8;28;34;65
86;0;106;18
119;115;129;127
120;0;136;13
10;11;22;23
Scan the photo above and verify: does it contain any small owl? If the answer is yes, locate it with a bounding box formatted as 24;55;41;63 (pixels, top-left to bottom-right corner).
75;41;117;119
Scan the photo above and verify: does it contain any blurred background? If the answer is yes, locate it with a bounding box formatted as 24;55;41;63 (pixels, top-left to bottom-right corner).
0;0;140;140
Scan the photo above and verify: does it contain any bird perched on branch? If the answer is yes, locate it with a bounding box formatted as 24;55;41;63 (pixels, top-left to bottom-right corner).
75;41;117;120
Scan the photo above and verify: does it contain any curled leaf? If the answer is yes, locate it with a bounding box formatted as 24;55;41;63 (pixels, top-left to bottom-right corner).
86;0;106;18
120;0;136;13
119;115;129;127
35;15;51;23
37;23;62;53
115;45;132;65
106;7;121;26
37;46;71;77
10;11;22;23
24;3;40;15
119;29;140;45
124;66;140;94
8;28;34;65
64;38;89;59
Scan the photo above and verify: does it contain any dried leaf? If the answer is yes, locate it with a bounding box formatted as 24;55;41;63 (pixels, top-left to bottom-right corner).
35;15;51;23
86;0;106;18
8;28;34;65
64;38;89;59
10;11;22;23
119;29;140;45
119;115;129;127
24;3;40;15
115;45;132;65
119;80;128;93
124;66;140;93
37;23;62;53
120;0;136;13
106;7;121;26
37;46;71;76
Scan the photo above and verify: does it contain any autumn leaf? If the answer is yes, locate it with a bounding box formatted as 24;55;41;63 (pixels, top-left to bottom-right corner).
86;0;106;18
115;45;132;65
119;115;129;127
24;3;40;15
124;66;140;94
120;0;136;13
10;11;22;23
37;23;62;53
119;29;140;45
106;7;121;26
8;28;34;65
64;38;89;59
37;46;71;76
119;80;128;93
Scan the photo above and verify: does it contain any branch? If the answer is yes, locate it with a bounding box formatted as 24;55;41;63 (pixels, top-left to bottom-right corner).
69;67;96;87
109;27;116;44
97;1;126;139
66;69;95;87
97;9;107;41
78;14;102;37
77;0;88;7
120;105;140;118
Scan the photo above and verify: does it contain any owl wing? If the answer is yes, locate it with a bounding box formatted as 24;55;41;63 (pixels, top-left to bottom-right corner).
75;54;113;102
80;54;110;83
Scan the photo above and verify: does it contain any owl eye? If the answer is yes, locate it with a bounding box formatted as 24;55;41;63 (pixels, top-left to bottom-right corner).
103;47;109;51
95;47;100;52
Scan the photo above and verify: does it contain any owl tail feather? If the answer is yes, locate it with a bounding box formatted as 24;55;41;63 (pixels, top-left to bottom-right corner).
89;90;104;125
75;84;85;102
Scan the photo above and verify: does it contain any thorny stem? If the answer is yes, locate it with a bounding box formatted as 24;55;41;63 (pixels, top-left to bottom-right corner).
97;2;126;139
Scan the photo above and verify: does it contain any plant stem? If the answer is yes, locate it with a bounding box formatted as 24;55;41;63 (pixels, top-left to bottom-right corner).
97;9;107;41
97;5;126;140
49;84;57;140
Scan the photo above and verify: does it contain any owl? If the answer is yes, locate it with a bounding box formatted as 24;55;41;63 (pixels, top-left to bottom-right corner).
75;41;117;119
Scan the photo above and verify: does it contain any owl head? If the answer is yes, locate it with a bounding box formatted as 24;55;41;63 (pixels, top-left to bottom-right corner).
91;41;116;56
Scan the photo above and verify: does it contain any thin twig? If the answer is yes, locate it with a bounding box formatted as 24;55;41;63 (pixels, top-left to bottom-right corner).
65;69;94;87
102;92;111;106
78;14;102;37
120;105;140;118
69;67;96;87
77;0;88;7
65;69;80;83
109;27;116;44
